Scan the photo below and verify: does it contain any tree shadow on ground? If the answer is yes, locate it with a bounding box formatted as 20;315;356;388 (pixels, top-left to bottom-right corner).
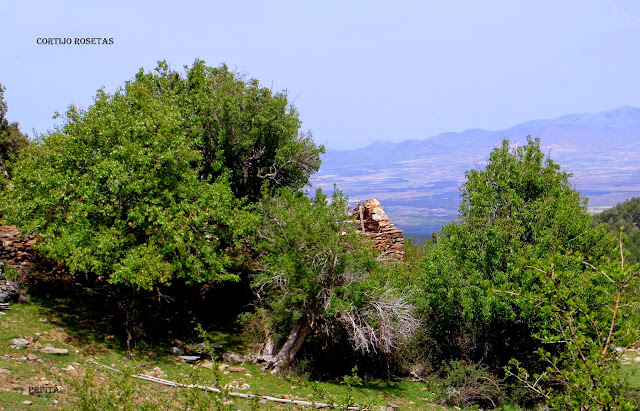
25;272;253;356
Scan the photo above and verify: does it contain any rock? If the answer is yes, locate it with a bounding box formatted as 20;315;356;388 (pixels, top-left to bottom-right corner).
0;275;20;304
170;347;185;355
7;353;27;361
193;342;223;351
22;400;33;405
144;367;166;378
40;345;69;355
229;366;246;372
409;363;427;380
634;357;640;363
26;354;40;361
218;363;229;372
177;355;201;362
11;338;30;349
62;365;76;372
226;379;250;390
222;352;244;364
200;361;214;369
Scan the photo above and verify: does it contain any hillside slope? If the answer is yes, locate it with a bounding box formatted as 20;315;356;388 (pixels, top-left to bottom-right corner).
312;106;640;235
593;197;640;264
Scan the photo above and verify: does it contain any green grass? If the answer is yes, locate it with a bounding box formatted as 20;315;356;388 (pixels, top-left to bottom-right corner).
0;297;450;410
620;352;640;389
7;291;638;410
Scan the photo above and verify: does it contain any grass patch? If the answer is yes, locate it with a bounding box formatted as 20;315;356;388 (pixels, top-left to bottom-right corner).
0;296;452;410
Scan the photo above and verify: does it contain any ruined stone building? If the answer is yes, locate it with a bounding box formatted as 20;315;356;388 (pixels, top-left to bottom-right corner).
352;199;404;262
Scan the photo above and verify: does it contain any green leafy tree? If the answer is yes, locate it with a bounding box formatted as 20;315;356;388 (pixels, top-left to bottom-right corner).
250;188;418;370
508;235;640;410
1;61;322;290
4;77;242;289
139;60;323;202
416;137;613;399
0;83;29;189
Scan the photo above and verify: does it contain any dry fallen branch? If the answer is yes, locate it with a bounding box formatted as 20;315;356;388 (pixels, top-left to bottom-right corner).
339;287;418;354
87;360;364;410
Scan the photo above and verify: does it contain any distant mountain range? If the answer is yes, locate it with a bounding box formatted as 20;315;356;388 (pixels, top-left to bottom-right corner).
311;106;640;238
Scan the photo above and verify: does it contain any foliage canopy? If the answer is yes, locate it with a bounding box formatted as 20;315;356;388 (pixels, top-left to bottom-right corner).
2;61;323;289
141;61;323;202
508;241;640;410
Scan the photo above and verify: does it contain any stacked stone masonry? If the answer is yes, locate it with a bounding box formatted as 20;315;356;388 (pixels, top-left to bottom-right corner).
0;225;37;271
352;199;404;262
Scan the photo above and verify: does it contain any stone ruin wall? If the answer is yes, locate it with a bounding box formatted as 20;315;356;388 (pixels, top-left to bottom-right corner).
0;225;37;272
352;199;404;262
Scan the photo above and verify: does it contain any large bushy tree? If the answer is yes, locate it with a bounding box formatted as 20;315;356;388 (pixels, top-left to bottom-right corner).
416;137;614;401
1;61;323;289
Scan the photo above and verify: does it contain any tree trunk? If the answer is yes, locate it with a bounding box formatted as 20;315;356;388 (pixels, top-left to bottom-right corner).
262;333;277;357
254;331;277;362
266;317;311;372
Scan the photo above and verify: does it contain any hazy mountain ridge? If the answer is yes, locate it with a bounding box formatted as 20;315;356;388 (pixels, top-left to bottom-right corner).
311;106;640;236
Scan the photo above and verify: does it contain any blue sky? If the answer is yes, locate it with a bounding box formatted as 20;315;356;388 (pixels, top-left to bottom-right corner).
2;1;640;149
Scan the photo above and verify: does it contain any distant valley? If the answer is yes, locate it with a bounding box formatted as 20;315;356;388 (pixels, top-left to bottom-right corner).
311;106;640;239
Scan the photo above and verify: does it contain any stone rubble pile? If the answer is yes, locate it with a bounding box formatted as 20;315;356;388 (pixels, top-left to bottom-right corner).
352;199;404;262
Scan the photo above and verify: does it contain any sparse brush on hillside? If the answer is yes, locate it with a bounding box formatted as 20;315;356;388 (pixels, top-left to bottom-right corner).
593;197;640;264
